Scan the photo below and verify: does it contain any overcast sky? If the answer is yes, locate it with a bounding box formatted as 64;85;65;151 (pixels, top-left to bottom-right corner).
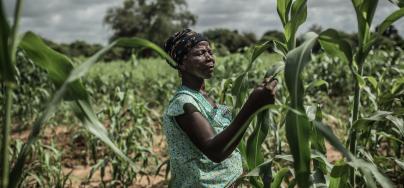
5;0;404;44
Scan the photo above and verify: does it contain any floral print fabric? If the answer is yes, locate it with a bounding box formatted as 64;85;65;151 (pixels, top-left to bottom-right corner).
162;85;243;187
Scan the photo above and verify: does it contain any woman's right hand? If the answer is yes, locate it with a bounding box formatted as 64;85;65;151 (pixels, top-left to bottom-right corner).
245;77;278;110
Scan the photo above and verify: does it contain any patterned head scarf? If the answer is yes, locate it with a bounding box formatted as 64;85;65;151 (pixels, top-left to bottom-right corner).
164;28;209;69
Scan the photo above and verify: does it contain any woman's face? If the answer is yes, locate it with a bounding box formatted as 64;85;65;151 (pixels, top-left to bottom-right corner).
180;41;215;79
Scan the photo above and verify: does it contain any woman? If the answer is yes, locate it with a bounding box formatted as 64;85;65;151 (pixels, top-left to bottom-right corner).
162;28;277;187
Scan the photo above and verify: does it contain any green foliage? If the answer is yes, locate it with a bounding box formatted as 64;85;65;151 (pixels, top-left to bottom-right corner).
1;3;177;184
15;140;72;187
83;87;157;186
2;0;404;187
278;0;308;49
203;28;257;53
104;0;196;50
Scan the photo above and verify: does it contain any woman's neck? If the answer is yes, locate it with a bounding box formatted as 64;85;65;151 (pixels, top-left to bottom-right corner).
181;74;205;92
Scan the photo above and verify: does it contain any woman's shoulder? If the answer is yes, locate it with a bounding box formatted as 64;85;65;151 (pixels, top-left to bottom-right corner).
165;92;201;117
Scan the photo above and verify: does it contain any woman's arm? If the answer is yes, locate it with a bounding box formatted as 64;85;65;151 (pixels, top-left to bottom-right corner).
175;80;277;163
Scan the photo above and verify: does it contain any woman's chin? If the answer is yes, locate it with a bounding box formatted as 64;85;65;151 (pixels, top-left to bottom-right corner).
204;72;214;79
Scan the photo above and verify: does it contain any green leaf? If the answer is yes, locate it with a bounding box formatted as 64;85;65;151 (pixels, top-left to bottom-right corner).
319;29;353;64
351;0;379;45
348;159;394;188
385;115;404;136
238;139;247;160
391;77;404;94
310;106;327;184
285;0;307;49
274;154;294;162
0;0;14;83
354;71;366;88
245;159;272;177
72;100;136;166
394;159;404;169
231;73;249;114
272;40;288;57
376;132;404;144
313;121;394;188
305;79;329;92
246;110;271;169
329;164;350;188
285;32;318;106
276;0;292;26
362;0;379;27
249;41;273;71
224;104;282;152
313;121;353;160
377;8;404;35
290;0;308;29
352;111;393;131
19;32;88;100
284;32;318;188
116;37;176;68
387;0;404;7
364;76;378;90
265;63;284;78
231;41;274;115
270;168;289;188
365;86;378;111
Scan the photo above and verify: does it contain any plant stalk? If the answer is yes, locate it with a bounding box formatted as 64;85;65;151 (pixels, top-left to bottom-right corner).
348;61;364;187
349;62;364;154
1;85;13;188
1;1;23;187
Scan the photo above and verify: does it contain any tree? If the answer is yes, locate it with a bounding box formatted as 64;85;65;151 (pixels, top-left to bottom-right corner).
375;24;404;50
203;28;257;53
260;30;285;43
104;0;196;58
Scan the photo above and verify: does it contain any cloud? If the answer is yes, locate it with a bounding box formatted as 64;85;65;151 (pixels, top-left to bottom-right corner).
5;0;122;44
4;0;404;44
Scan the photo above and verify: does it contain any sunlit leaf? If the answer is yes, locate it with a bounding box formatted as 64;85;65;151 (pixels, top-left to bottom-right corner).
319;29;353;64
276;0;292;26
284;32;318;187
377;8;404;35
270;168;289;188
246;110;270;169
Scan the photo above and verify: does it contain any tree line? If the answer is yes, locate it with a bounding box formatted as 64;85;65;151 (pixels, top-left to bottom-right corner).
42;0;404;61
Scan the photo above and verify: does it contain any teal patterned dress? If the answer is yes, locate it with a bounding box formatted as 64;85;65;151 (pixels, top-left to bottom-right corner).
162;85;243;187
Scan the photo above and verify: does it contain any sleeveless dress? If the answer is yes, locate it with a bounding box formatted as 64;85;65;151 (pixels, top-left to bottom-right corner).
162;85;243;187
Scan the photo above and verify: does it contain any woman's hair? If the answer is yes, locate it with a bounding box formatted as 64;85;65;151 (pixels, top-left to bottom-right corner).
164;28;209;69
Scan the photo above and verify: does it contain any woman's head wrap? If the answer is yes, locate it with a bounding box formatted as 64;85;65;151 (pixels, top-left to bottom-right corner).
164;28;209;69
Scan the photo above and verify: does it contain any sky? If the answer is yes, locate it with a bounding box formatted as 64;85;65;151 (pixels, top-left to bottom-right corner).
4;0;404;45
